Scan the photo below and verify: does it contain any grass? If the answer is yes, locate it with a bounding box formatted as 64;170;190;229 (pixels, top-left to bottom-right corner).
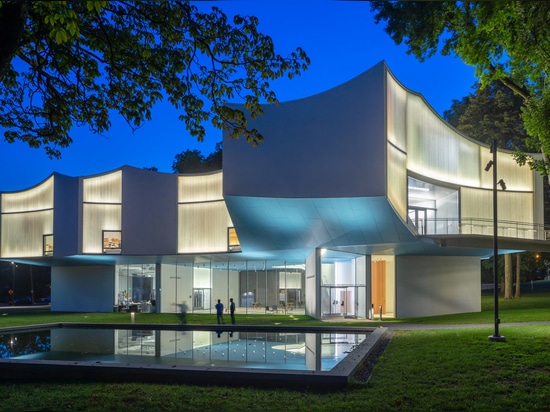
1;293;549;411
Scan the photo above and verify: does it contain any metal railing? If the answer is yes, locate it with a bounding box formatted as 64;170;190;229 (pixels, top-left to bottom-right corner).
413;218;548;241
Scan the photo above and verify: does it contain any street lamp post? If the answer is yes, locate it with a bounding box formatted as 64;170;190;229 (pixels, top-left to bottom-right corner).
10;262;16;306
486;140;506;342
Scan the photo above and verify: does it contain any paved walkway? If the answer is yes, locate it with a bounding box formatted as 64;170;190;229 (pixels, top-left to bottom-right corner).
374;320;550;330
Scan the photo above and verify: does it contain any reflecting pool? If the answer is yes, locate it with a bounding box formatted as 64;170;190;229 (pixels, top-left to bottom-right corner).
1;327;368;372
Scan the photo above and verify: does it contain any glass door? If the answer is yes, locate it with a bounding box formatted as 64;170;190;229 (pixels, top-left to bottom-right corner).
323;286;356;317
408;207;428;235
193;288;211;311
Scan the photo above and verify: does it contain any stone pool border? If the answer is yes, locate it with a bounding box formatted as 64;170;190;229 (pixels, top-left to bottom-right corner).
0;323;388;390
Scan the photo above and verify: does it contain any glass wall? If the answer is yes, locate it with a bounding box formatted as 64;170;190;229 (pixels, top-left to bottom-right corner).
114;258;306;315
408;176;459;235
115;263;156;313
320;250;367;319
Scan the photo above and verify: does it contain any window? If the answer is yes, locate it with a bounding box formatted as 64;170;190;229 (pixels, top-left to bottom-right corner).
43;234;54;256
228;227;241;252
103;230;122;254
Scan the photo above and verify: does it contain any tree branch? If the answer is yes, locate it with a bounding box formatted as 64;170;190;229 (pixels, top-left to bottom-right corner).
0;1;29;79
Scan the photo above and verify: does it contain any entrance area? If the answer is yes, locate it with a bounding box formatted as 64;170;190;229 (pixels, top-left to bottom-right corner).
320;250;367;319
324;286;356;317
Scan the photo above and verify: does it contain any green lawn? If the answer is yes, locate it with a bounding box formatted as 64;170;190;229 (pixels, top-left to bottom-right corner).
1;293;549;411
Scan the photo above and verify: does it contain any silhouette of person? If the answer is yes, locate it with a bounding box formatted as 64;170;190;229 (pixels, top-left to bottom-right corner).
215;299;224;324
179;301;188;324
229;297;236;324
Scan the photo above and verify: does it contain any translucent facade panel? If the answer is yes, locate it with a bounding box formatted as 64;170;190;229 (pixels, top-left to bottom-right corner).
499;191;534;224
279;272;302;289
178;172;223;203
497;154;534;192
212;268;227;308
160;263;178;313
321;263;335;285
479;149;534;192
82;170;122;203
1;176;53;213
82;204;122;253
387;143;407;221
461;188;533;223
178;201;233;253
335;260;355;284
406;94;480;187
461;188;493;222
194;267;212;288
1;210;53;257
386;74;407;151
460;188;534;237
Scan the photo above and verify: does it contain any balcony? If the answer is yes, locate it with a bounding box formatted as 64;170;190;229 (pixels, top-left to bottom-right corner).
412;218;547;241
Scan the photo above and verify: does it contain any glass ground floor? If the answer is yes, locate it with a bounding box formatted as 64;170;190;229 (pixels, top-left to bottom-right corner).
113;250;395;319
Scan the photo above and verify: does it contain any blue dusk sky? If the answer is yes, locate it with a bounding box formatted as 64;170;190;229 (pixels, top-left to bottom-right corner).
0;1;476;192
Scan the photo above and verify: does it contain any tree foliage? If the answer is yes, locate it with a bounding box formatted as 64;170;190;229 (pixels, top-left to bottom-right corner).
371;1;550;174
172;141;222;173
444;81;529;150
0;1;310;158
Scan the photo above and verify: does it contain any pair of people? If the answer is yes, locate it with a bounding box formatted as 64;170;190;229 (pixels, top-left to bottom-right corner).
215;298;236;324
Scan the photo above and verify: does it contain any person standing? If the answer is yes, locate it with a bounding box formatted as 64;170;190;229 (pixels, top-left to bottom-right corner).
215;299;225;324
229;298;236;324
179;301;188;324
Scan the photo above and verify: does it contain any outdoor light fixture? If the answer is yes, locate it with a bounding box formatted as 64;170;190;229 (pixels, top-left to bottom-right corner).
10;262;16;306
486;139;506;342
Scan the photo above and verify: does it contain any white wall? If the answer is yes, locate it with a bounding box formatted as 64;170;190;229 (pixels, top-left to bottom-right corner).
51;265;114;312
395;256;480;318
305;249;319;318
223;62;386;199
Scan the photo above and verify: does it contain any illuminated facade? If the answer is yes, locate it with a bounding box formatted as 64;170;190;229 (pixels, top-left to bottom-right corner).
0;62;544;318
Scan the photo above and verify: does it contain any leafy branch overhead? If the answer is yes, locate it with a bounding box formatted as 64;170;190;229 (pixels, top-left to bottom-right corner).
371;1;550;174
0;1;310;158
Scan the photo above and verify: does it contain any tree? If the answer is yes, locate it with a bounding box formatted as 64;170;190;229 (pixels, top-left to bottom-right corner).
171;143;221;173
515;254;521;299
0;1;310;158
371;1;550;174
444;81;529;150
204;141;222;171
504;253;513;300
172;149;206;174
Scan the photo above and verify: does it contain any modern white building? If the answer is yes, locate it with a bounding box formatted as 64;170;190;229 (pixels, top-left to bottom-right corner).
0;62;545;319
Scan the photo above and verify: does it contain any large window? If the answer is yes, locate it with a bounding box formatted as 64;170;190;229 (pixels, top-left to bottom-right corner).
408;177;459;235
43;234;54;256
115;263;156;313
320;250;366;319
103;230;122;254
228;227;241;252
